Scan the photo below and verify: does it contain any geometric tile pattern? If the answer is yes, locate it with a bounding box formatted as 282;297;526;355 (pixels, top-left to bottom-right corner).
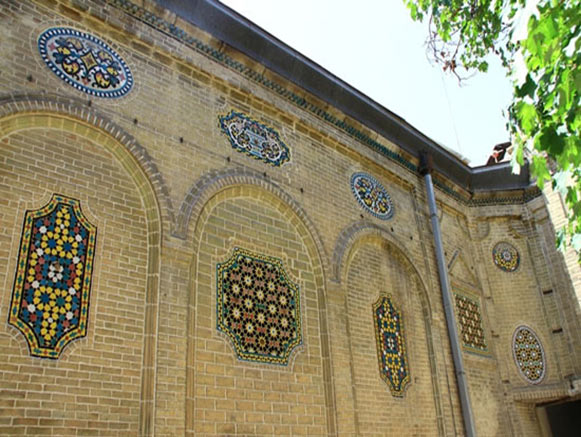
492;241;520;272
351;172;394;220
454;292;488;354
38;27;133;98
219;111;290;166
8;195;97;359
216;248;301;365
512;325;546;384
372;295;410;396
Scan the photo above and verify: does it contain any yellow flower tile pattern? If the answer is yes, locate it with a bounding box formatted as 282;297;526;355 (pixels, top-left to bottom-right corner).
9;195;97;359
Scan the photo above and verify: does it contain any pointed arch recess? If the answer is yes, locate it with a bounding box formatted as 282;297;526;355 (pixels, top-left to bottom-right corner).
0;93;164;436
183;170;337;436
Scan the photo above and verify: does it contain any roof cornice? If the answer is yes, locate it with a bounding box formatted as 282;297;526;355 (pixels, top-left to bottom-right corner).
106;0;537;202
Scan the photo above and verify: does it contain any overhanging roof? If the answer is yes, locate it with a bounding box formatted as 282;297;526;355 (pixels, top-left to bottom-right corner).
156;0;532;192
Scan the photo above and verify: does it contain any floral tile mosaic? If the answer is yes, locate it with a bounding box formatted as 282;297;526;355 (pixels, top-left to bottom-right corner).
351;172;394;220
38;27;133;98
454;292;488;354
8;195;97;359
216;248;301;365
512;325;546;384
219;111;290;166
373;295;410;396
492;241;520;272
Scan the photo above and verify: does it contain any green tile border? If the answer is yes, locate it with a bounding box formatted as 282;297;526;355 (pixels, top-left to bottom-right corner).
105;0;541;207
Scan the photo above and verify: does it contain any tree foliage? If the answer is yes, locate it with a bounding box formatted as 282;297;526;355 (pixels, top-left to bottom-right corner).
405;0;581;259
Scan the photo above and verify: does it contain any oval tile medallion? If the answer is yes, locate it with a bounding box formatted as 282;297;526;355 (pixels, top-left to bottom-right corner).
351;172;394;220
38;27;133;98
512;325;546;384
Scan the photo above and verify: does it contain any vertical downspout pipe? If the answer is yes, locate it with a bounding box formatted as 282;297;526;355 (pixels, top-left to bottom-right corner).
419;153;477;437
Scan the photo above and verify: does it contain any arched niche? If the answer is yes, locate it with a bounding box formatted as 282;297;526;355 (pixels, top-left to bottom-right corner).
332;221;445;436
0;94;163;436
183;174;336;436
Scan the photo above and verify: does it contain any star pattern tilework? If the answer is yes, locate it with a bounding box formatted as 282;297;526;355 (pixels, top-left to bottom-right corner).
216;248;301;365
9;195;97;359
512;325;546;384
454;292;488;354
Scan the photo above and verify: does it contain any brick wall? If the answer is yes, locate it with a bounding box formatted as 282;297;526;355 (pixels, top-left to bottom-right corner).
0;126;147;435
0;0;578;435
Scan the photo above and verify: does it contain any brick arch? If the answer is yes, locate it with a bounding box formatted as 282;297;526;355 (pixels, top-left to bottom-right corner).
0;93;163;436
332;220;446;436
332;221;431;306
0;93;175;228
174;166;330;279
183;174;337;436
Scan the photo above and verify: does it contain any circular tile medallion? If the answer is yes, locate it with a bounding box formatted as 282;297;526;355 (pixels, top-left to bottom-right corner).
351;172;394;220
38;27;133;98
492;241;520;272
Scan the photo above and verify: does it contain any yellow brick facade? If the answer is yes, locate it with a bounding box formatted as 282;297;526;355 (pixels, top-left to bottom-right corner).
0;0;579;436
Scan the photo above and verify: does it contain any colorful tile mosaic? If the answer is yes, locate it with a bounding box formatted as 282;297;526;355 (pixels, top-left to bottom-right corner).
454;292;488;354
9;195;97;359
373;296;410;396
216;248;301;365
512;325;546;384
38;27;133;98
351;172;394;220
492;241;520;272
219;111;290;166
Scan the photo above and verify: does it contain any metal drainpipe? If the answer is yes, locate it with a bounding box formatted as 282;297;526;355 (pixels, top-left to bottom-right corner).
419;153;477;437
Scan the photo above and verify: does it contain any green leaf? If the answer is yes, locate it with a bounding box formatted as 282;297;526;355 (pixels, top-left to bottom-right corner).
514;141;524;166
404;0;581;261
516;102;539;135
532;155;550;189
536;125;566;156
516;74;536;99
556;228;567;251
409;3;419;20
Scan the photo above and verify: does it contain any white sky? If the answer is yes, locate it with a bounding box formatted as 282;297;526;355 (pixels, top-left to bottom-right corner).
220;0;514;166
